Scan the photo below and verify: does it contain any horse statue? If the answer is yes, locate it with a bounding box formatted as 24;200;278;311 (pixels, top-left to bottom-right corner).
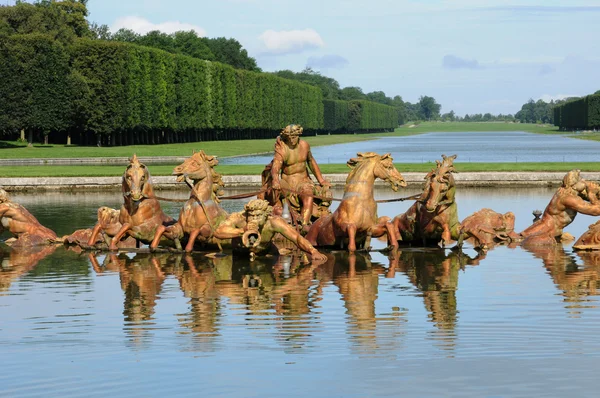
305;152;407;252
393;154;461;247
150;151;229;252
88;154;176;250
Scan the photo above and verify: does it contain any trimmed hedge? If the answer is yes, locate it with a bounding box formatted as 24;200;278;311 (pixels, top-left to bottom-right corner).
0;36;396;145
554;94;600;130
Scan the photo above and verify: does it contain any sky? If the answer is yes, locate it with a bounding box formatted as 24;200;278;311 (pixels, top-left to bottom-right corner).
13;0;600;116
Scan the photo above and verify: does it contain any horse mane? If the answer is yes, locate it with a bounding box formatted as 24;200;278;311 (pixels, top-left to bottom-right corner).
347;152;392;174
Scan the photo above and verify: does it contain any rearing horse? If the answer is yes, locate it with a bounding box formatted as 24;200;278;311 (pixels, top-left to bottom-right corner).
150;151;229;252
306;152;407;252
88;154;175;250
393;154;460;247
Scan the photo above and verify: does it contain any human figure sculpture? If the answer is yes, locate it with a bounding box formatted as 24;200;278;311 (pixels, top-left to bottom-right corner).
305;152;406;252
213;199;327;262
521;170;600;246
268;124;331;227
0;188;57;247
456;209;520;251
393;154;460;247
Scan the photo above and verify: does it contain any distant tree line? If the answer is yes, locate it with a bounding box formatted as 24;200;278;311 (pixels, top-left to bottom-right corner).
0;0;397;145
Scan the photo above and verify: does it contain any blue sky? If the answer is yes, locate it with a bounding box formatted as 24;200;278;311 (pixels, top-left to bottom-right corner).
16;0;600;115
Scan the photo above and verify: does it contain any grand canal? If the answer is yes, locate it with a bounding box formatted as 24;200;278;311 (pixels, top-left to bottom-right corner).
2;188;600;397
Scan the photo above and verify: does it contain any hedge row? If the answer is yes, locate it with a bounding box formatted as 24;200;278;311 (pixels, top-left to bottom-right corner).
323;99;397;133
553;95;600;130
0;35;397;145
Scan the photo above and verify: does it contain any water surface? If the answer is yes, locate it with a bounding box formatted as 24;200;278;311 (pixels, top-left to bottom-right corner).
2;189;600;397
221;131;600;165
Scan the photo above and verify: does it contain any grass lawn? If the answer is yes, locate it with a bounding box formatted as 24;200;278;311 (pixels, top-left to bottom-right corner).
0;133;385;159
386;121;561;135
2;162;599;178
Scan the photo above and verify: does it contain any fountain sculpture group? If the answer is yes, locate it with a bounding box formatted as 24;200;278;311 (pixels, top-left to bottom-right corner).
4;124;600;260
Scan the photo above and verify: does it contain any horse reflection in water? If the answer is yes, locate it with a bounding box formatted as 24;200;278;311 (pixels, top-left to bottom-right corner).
316;252;407;356
523;244;600;317
390;249;484;350
89;252;166;348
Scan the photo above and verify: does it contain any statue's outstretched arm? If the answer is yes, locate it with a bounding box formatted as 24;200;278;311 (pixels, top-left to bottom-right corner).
213;214;245;239
564;196;600;216
307;150;329;186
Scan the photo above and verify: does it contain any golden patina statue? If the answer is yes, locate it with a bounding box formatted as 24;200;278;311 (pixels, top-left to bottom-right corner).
151;151;228;252
214;199;327;262
305;152;406;252
393;154;460;247
88;154;176;250
457;208;519;251
0;188;57;247
263;124;332;227
63;206;137;248
521;170;600;247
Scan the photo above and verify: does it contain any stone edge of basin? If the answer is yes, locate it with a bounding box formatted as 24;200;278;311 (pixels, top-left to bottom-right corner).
2;172;599;192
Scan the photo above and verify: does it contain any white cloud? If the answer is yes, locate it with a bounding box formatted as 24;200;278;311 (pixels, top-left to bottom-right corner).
111;16;207;36
538;94;581;102
258;29;325;55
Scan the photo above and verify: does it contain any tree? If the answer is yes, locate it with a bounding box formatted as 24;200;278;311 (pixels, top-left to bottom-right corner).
203;37;260;71
366;91;392;105
173;30;214;60
273;67;340;100
417;95;441;120
340;86;366;101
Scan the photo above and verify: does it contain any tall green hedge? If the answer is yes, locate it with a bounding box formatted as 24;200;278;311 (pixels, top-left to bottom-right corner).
323;99;397;133
1;36;396;144
554;94;600;130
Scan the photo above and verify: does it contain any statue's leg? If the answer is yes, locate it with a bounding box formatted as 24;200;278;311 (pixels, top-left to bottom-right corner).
300;194;314;226
347;224;357;253
109;223;131;251
150;224;167;250
87;222;103;246
385;221;399;249
185;229;202;253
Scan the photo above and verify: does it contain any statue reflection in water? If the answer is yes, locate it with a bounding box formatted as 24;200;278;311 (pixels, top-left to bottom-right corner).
89;252;166;348
522;243;600;317
0;244;57;293
390;249;484;351
85;246;487;354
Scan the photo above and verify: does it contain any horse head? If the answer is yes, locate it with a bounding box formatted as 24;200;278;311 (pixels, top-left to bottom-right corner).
347;152;407;191
423;154;457;212
173;151;223;200
122;154;152;202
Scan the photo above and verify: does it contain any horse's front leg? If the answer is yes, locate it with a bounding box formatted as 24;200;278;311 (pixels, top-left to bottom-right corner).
109;223;131;251
441;223;452;248
87;222;103;246
150;224;167;250
347;224;357;253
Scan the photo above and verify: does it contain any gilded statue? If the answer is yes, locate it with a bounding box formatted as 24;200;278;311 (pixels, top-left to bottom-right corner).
305;152;406;252
213;199;327;262
0;188;57;247
264;124;332;227
393;154;460;247
521;170;600;246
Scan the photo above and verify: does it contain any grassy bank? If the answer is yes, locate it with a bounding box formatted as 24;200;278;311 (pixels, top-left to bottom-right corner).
2;162;599;178
387;121;560;135
0;132;408;159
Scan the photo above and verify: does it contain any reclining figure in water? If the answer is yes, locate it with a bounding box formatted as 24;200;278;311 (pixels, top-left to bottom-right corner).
0;188;57;247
